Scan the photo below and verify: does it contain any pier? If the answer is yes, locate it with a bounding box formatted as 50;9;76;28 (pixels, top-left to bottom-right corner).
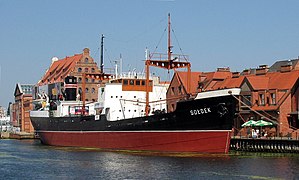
230;137;299;153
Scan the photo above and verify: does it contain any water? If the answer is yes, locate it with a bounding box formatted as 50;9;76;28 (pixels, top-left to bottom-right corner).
1;139;299;180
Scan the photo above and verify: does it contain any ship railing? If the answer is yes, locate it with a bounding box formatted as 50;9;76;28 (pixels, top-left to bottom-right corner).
149;53;189;62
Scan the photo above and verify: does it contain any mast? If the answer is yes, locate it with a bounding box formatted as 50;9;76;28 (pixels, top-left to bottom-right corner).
145;13;191;116
167;13;172;62
100;34;104;73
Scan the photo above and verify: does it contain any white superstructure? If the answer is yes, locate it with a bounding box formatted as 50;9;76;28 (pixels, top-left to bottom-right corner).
98;72;169;121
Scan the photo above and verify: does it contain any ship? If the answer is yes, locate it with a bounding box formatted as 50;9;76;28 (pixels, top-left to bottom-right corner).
30;14;240;154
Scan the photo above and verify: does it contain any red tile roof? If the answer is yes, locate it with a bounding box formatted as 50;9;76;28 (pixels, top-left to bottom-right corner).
176;71;202;94
246;76;270;90
212;76;245;90
176;70;232;93
39;54;82;85
267;70;299;90
246;70;299;90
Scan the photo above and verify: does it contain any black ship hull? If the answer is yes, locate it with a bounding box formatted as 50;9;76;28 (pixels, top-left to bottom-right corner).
30;93;238;153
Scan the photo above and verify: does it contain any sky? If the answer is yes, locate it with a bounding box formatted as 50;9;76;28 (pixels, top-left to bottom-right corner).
1;0;299;107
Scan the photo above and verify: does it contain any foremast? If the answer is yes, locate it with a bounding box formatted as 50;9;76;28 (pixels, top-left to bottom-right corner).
145;13;191;116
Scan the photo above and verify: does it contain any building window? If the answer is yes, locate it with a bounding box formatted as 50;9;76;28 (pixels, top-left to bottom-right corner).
136;80;140;85
270;93;276;105
242;95;252;107
91;68;95;73
178;86;182;94
85;88;89;93
259;93;265;106
85;78;88;83
85;68;88;72
171;87;175;95
78;77;82;83
78;68;82;72
123;80;128;85
85;58;89;63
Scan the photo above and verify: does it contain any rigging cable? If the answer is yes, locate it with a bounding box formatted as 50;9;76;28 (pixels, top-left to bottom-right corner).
171;28;188;62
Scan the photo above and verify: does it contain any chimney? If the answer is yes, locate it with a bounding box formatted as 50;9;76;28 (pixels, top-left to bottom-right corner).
232;72;240;78
242;69;250;75
83;48;90;56
256;65;269;75
217;67;230;72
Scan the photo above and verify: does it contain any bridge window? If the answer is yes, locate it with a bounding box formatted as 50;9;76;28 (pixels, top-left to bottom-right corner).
123;80;128;85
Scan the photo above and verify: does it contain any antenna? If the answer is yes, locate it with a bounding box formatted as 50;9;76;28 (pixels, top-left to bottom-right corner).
120;53;123;75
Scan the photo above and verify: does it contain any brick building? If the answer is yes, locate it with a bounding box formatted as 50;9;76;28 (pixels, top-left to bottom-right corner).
37;48;101;102
167;61;299;138
12;83;34;133
166;68;232;112
213;63;299;137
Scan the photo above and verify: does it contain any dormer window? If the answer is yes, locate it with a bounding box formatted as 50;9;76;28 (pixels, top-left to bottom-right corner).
78;68;82;72
270;93;276;105
85;58;89;63
259;93;265;106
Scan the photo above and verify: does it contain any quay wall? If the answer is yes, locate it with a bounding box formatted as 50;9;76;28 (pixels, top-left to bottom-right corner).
230;137;299;153
0;132;36;139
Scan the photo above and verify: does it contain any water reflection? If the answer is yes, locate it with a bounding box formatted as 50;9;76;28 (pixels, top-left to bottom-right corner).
0;139;299;179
